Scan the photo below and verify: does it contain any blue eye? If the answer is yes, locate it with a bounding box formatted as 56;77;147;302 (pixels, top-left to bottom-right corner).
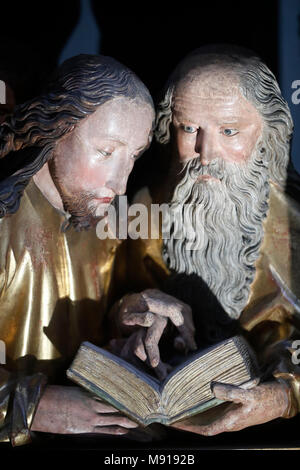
222;128;238;136
182;125;197;134
98;150;112;157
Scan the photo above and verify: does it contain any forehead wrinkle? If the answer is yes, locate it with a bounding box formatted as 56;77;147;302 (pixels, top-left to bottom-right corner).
176;64;241;89
173;90;262;127
174;71;243;107
173;92;242;110
173;104;245;124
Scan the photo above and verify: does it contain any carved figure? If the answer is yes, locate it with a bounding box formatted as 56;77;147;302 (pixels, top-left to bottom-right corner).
118;45;300;435
0;54;154;445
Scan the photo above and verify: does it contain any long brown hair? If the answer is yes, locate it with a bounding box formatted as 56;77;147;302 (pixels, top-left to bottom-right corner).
0;54;154;217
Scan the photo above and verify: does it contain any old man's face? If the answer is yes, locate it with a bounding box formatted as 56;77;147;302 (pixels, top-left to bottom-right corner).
172;68;262;166
50;97;154;228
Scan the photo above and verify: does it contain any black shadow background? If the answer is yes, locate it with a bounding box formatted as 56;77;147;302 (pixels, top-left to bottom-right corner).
1;1;300;455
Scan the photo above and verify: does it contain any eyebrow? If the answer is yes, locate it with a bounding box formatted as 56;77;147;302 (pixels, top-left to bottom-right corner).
173;111;196;123
219;118;240;124
98;135;126;145
174;109;244;125
95;135;149;152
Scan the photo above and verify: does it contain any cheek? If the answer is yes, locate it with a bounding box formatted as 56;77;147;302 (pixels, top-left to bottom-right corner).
175;132;196;159
78;156;134;192
55;137;93;184
78;164;110;190
59;151;109;190
221;134;258;163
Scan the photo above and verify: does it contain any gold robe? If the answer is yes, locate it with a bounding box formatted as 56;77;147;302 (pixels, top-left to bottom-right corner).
124;181;300;419
1;177;299;445
0;179;122;445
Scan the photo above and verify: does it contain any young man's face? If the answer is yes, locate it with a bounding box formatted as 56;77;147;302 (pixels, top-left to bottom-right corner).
50;97;154;225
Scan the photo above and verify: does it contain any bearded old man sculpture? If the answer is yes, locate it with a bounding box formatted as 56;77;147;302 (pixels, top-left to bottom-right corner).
117;46;300;435
0;54;155;445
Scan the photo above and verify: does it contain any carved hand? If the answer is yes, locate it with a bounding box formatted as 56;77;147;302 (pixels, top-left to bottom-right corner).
171;381;290;435
31;385;138;435
112;288;197;380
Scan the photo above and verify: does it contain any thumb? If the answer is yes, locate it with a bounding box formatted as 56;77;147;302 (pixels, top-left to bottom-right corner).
211;382;248;404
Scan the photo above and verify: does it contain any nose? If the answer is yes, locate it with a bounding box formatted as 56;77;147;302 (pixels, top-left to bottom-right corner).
106;174;127;196
195;129;218;166
106;158;133;196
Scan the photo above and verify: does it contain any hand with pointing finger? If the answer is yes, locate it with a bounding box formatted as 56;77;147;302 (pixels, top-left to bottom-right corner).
111;289;197;380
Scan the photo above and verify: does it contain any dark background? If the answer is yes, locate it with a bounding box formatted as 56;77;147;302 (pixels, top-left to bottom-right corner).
0;0;300;454
0;2;280;99
0;1;281;198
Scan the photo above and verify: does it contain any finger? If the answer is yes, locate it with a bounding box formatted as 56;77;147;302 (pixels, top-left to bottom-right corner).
173;335;187;352
121;293;148;315
172;405;243;436
93;426;129;435
153;361;172;381
239;378;260;389
144;316;167;368
212;383;248;404
109;338;127;355
119;332;137;359
94;414;138;429
141;290;184;326
92;400;120;414
180;307;196;334
195;405;248;435
175;304;196;349
120;331;147;362
133;329;147;362
122;311;155;327
176;324;197;351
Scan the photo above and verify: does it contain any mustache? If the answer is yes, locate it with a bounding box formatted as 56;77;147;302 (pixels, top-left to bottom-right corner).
183;156;242;183
174;150;269;207
174;157;229;205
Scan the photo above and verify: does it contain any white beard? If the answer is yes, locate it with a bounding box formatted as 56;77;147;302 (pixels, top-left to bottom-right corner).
162;148;270;321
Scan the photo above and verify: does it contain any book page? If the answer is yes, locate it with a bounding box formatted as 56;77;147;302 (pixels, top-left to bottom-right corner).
69;344;161;421
162;339;253;419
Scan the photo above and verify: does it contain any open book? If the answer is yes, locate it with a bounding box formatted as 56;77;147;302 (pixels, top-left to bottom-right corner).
67;336;258;426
